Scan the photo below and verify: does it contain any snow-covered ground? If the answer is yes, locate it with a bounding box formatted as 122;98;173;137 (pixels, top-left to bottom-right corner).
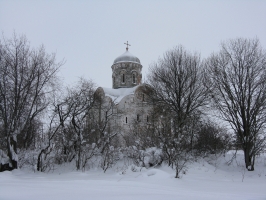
1;152;265;200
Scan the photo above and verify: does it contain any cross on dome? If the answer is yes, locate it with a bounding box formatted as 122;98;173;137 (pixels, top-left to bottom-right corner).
124;41;131;51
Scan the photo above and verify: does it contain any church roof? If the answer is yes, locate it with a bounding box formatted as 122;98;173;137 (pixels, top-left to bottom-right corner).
102;86;138;104
113;51;141;65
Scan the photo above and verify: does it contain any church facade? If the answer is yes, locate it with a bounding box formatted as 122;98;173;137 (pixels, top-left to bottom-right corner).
94;43;152;145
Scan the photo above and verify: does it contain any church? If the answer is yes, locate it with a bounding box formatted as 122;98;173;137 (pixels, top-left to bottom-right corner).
94;42;152;144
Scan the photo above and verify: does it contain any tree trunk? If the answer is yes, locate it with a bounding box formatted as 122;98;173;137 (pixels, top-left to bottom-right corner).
37;150;44;171
76;146;81;170
7;136;18;169
244;148;254;171
250;155;255;171
175;162;179;178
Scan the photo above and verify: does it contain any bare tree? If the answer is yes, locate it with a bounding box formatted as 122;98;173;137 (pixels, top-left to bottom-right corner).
147;46;209;134
205;38;266;171
194;120;231;156
0;34;63;169
52;80;118;171
66;78;96;170
36;104;66;172
147;46;209;178
40;78;97;171
92;90;120;172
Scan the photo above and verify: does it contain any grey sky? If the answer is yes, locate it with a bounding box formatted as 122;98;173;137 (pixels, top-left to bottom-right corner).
1;1;266;88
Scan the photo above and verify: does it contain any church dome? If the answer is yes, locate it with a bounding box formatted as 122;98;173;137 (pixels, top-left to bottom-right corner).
113;51;141;64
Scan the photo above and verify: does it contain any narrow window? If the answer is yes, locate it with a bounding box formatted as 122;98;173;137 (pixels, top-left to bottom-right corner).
133;73;136;83
142;93;145;101
122;74;125;83
147;115;149;122
126;117;127;123
137;114;140;121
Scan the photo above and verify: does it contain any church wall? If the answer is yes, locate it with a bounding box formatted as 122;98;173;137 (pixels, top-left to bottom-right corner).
92;49;152;146
93;86;152;147
115;90;152;136
112;62;142;89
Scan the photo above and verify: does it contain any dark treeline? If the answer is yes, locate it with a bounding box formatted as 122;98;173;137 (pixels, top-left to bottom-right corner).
0;34;265;177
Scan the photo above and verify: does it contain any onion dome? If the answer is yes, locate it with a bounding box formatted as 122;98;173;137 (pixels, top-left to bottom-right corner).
113;51;141;64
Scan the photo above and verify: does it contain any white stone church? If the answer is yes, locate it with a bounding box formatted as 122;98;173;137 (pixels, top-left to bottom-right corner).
94;43;152;142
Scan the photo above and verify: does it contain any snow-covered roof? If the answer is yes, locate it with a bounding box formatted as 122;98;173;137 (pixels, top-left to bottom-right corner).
113;51;141;65
102;86;138;104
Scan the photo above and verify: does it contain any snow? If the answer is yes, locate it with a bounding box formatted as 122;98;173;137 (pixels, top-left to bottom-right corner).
0;150;9;164
113;51;141;64
102;86;138;104
0;152;266;200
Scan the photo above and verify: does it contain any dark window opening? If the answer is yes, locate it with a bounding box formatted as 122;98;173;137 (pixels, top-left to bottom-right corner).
122;74;125;83
137;114;140;121
147;115;149;122
126;117;127;123
133;74;136;83
142;94;145;101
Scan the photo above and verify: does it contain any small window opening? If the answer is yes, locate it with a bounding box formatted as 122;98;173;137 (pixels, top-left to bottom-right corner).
137;114;140;121
142;94;145;101
122;74;125;83
133;74;136;83
126;117;127;123
147;115;149;122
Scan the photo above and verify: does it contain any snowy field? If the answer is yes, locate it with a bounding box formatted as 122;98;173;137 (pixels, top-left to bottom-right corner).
0;152;265;200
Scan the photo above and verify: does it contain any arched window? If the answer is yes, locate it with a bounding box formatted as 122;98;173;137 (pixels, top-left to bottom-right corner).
122;74;125;83
132;73;136;83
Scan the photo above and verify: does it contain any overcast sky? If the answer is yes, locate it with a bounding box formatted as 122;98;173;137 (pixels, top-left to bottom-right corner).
1;1;266;88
